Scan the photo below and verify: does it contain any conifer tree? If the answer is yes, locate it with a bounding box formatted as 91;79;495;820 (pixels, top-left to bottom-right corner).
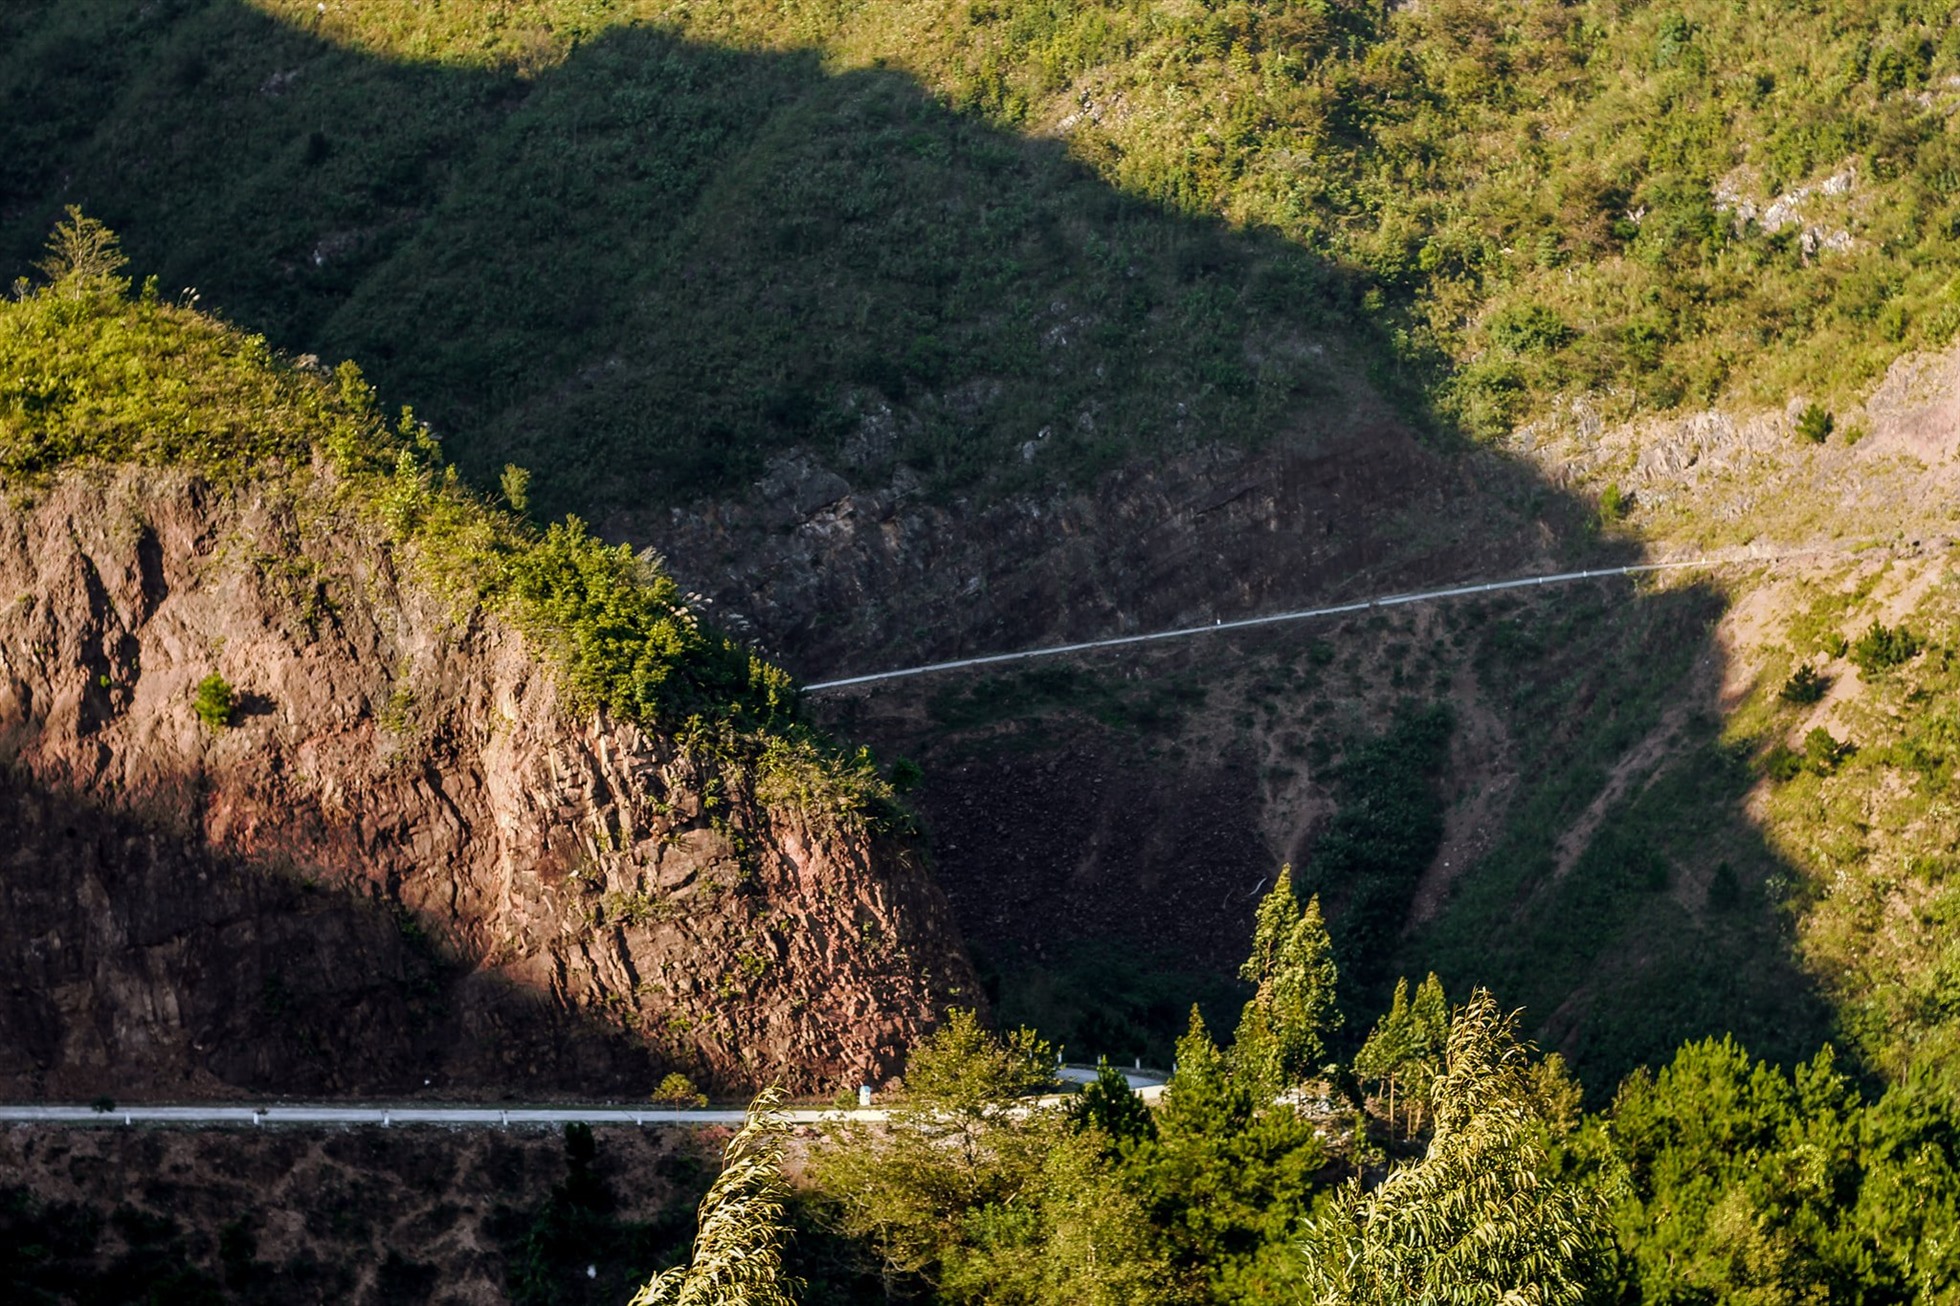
1232;867;1342;1099
1354;973;1450;1138
1068;1058;1156;1146
1159;1006;1242;1140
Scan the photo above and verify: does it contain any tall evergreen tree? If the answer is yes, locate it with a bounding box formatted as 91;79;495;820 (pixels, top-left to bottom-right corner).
1355;973;1450;1138
1133;1006;1329;1298
1233;867;1342;1099
1069;1059;1157;1147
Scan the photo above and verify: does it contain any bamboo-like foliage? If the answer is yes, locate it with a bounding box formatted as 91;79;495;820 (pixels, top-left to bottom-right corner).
630;1087;800;1306
1296;989;1608;1305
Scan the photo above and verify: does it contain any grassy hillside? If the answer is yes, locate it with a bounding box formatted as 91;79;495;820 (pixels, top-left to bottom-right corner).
8;0;1960;519
0;0;1385;516
1716;560;1960;1103
747;0;1960;432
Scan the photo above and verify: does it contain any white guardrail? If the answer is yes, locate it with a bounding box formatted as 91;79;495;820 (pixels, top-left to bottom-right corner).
0;1070;1169;1129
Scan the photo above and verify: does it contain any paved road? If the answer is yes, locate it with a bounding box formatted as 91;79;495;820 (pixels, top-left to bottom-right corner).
803;553;1789;692
0;1068;1167;1129
0;1103;855;1128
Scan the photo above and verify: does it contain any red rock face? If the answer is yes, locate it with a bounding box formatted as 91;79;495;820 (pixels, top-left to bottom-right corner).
0;468;976;1100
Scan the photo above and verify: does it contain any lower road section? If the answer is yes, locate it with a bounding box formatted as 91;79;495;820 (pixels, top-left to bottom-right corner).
0;1104;841;1128
0;1069;1167;1129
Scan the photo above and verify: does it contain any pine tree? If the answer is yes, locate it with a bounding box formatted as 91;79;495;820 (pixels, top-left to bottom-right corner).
1232;867;1342;1099
1403;972;1450;1134
1069;1059;1156;1146
1159;1006;1241;1140
630;1087;801;1306
1295;990;1608;1305
1355;973;1451;1138
1354;978;1416;1133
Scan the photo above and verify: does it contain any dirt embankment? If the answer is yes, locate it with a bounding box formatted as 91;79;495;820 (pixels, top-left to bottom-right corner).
0;468;976;1101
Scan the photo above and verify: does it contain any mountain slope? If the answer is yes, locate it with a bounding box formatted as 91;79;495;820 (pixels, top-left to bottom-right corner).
0;245;975;1099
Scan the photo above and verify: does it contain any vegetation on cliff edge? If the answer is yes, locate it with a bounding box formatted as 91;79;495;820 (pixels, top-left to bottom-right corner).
0;213;894;823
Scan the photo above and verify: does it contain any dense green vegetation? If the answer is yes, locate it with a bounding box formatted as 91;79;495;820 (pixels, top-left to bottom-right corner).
1294;704;1451;989
689;0;1960;434
9;0;1960;521
783;875;1960;1304
0;0;1382;513
0;215;890;820
799;876;1606;1303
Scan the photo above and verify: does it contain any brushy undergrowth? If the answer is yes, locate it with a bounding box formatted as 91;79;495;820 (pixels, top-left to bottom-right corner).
1733;568;1960;1105
0;216;892;824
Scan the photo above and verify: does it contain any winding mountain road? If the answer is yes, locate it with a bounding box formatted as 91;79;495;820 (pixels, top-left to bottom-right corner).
803;551;1812;692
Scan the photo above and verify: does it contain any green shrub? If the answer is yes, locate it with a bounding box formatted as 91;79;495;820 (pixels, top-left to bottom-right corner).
1762;742;1805;782
1796;404;1835;444
1707;861;1742;910
1780;664;1830;704
499;462;531;514
651;1073;708;1108
1487;303;1573;355
192;672;236;730
1849;620;1922;674
1803;726;1852;776
1599;482;1630;525
888;757;924;794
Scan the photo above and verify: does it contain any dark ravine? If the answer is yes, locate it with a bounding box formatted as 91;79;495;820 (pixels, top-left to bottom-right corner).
633;417;1566;682
0;466;977;1101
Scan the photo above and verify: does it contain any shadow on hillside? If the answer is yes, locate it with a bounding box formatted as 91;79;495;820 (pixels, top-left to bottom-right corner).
3;0;1430;514
0;1;1836;1095
0;773;668;1101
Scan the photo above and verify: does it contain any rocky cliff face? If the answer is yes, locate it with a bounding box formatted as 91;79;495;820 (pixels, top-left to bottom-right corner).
0;466;975;1100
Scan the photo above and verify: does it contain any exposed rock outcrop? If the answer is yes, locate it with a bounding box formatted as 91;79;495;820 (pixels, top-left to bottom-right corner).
0;467;976;1100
